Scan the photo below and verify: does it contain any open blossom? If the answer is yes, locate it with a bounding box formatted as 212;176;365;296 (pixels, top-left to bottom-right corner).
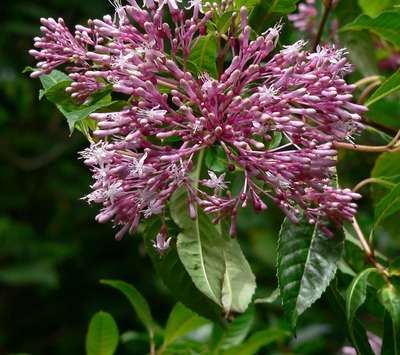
30;0;367;244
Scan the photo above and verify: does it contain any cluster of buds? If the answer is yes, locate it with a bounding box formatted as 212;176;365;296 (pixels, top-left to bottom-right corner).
30;0;367;248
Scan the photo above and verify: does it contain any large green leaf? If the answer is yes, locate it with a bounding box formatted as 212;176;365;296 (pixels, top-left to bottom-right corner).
86;311;119;355
325;281;374;355
142;215;225;326
335;0;378;76
374;183;400;230
345;268;379;343
171;185;256;318
100;280;154;338
162;302;210;348
378;284;400;325
187;35;218;79
366;67;400;107
277;213;345;332
210;304;255;351
221;329;289;355
341;10;400;49
382;310;400;355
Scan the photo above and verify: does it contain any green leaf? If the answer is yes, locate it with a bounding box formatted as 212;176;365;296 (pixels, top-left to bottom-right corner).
335;0;378;76
345;268;379;335
221;329;289;355
234;0;261;12
390;257;400;277
205;145;230;173
171;185;256;318
162;302;210;347
217;11;237;33
277;212;345;333
358;0;397;17
325;281;375;355
100;280;154;338
210;304;255;351
86;311;119;355
378;284;400;325
42;81;78;108
374;183;400;230
142;215;226;326
64;101;119;133
250;0;300;34
382;310;400;355
187;35;217;79
341;10;400;49
366;67;400;107
39;69;71;92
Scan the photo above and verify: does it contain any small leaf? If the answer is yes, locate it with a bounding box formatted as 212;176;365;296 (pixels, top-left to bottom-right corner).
187;35;217;79
277;212;344;333
374;183;400;230
205;145;230;173
86;311;119;355
325;281;375;355
64;101;120;133
221;329;288;355
382;310;399;355
163;302;210;347
366;67;400;107
378;284;400;325
100;280;154;338
341;10;400;49
345;268;379;332
210;304;255;351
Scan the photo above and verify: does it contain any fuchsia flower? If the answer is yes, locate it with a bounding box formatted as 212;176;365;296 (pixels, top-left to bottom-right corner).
30;0;367;248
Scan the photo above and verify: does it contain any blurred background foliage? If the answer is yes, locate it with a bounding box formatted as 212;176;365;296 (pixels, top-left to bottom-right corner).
1;0;400;354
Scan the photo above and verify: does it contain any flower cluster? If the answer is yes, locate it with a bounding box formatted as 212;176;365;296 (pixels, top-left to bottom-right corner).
30;0;367;247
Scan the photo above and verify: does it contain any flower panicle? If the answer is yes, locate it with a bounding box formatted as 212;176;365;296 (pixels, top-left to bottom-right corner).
30;1;367;246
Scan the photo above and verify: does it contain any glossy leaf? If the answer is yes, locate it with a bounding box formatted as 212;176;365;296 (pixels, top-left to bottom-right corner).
143;215;226;326
205;145;230;173
171;185;255;318
221;329;288;355
326;282;374;355
210;304;255;351
374;183;400;230
345;268;378;330
162;302;210;347
100;280;154;338
382;310;400;355
86;311;119;355
341;10;400;48
378;284;400;325
366;67;400;107
187;35;217;79
335;0;378;76
217;11;236;33
277;213;345;332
